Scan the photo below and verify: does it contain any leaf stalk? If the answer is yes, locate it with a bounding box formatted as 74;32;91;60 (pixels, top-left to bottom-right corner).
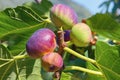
65;66;103;76
64;47;96;64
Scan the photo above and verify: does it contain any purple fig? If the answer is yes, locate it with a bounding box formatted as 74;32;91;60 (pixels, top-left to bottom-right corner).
26;28;56;58
70;23;93;47
50;4;78;30
41;52;63;72
64;30;70;41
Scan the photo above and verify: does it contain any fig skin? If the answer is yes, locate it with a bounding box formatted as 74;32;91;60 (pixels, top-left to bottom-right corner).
70;23;93;47
50;4;78;30
26;28;56;58
41;52;63;72
64;30;70;41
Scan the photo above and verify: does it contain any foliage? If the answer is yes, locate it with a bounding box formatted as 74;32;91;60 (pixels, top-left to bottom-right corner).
99;0;120;19
0;0;120;80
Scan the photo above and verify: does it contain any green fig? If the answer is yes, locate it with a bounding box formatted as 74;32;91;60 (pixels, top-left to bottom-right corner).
70;23;93;47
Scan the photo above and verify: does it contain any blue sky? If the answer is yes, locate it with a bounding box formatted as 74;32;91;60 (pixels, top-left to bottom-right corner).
72;0;110;14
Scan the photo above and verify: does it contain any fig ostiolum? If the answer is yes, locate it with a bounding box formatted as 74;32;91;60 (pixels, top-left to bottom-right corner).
41;52;63;72
26;28;56;58
70;23;93;47
50;4;78;30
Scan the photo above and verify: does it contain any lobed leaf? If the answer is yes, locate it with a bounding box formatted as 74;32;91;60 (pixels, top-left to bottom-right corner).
0;0;52;54
95;41;120;80
86;62;105;80
0;0;53;80
86;14;120;41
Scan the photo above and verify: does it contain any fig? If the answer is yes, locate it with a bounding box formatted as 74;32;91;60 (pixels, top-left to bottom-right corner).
70;23;93;47
50;4;78;30
41;52;63;72
26;28;56;58
64;30;70;41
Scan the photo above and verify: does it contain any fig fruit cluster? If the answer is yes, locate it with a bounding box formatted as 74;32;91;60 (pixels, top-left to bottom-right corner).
26;3;93;72
50;4;93;47
26;28;63;72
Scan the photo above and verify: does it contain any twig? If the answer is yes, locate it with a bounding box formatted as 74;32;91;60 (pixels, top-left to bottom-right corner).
53;27;65;80
57;30;66;56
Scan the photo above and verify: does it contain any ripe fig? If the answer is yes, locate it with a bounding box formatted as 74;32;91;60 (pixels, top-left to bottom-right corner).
26;28;56;58
41;52;63;72
70;23;93;47
50;4;78;30
64;30;70;41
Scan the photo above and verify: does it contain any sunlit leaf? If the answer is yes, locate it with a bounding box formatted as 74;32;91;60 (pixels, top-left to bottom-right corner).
95;41;120;80
0;0;53;54
86;14;120;41
86;62;105;80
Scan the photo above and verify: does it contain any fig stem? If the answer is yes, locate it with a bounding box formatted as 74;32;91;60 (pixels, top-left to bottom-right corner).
44;19;51;23
57;27;65;55
13;54;29;60
63;47;96;64
66;41;73;46
0;54;29;68
54;27;65;80
65;66;103;76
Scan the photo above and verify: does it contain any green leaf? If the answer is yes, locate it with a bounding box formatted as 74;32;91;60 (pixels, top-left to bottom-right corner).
16;58;35;80
24;0;53;17
86;62;105;80
0;42;42;80
61;72;72;80
61;72;83;80
0;60;15;80
7;23;45;55
0;6;43;39
0;44;14;80
0;44;12;58
26;59;43;80
86;14;120;41
0;6;44;54
95;41;120;80
40;69;53;80
0;0;53;80
0;0;53;54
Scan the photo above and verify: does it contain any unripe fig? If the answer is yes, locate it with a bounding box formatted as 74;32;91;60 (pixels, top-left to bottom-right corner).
64;30;70;41
26;28;56;58
70;23;93;47
41;52;63;72
50;4;78;30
